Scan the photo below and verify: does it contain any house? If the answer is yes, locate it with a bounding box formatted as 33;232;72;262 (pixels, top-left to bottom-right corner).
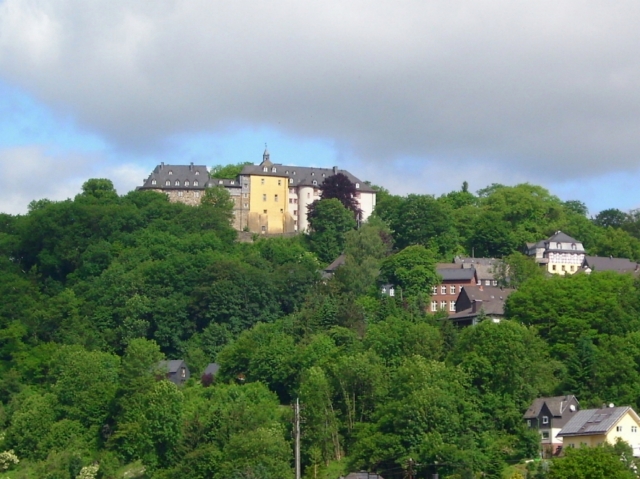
523;395;580;457
526;231;585;275
582;256;640;274
238;148;376;234
201;363;220;387
557;405;640;456
137;163;246;230
449;285;514;327
380;284;395;297
454;257;501;286
158;360;190;386
342;472;384;479
429;267;478;314
322;254;346;279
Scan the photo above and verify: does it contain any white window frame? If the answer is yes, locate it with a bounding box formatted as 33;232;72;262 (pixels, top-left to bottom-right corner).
441;285;446;294
449;301;455;312
542;416;549;425
450;285;456;295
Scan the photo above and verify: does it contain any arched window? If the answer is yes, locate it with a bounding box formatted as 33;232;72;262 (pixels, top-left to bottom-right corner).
165;180;170;186
195;171;200;175
263;167;268;172
168;170;173;175
151;179;156;185
356;183;360;189
175;180;180;186
194;180;199;186
185;180;190;186
312;180;318;185
219;180;223;184
272;167;276;172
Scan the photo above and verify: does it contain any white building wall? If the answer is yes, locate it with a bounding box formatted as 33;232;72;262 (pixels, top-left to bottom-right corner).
358;191;376;223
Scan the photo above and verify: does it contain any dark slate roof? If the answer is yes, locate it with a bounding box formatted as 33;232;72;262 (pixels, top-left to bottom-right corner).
454;257;497;266
344;472;384;479
547;231;581;244
450;286;514;320
324;254;346;272
159;359;185;374
203;363;220;376
558;406;636;437
584;256;639;273
240;163;375;192
523;395;578;419
437;267;476;281
139;163;211;190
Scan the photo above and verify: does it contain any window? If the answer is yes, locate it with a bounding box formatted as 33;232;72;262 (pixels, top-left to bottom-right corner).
492;280;498;286
263;167;268;172
175;180;180;186
165;180;170;186
280;209;283;213
312;180;318;186
441;285;446;294
293;210;297;215
542;416;549;425
477;279;481;285
244;183;248;188
218;180;223;184
278;180;281;186
289;178;293;183
449;301;455;312
177;191;183;197
294;198;298;204
557;242;561;249
356;183;360;189
194;180;198;186
632;426;638;433
431;301;438;312
289;198;293;203
185;180;190;186
440;301;447;310
617;426;623;432
263;210;267;214
195;192;200;198
568;444;575;448
151;179;156;185
244;203;248;208
432;286;438;295
261;178;265;185
168;170;173;175
571;243;577;250
311;172;315;176
274;194;279;202
286;170;289;174
195;171;200;175
181;367;186;378
485;280;490;286
542;432;549;439
561;265;566;271
450;286;456;295
552;264;557;271
272;167;276;172
262;194;267;201
293;171;296;175
230;180;234;185
244;193;249;198
570;265;574;272
261;226;266;232
527;419;531;427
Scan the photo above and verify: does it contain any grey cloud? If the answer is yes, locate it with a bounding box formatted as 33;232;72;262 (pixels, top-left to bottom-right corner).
2;0;640;184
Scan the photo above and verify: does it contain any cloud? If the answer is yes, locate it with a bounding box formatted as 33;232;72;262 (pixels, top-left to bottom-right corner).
0;146;147;214
1;0;640;186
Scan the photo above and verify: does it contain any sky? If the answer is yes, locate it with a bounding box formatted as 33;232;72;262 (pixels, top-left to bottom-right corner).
1;1;640;215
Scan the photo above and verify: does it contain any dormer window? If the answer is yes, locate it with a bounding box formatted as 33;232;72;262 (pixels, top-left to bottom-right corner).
557;242;562;249
194;180;198;186
289;178;293;183
322;173;326;177
293;171;296;175
230;180;235;184
195;171;200;175
175;180;180;186
165;180;170;186
571;243;577;250
312;180;318;186
185;180;190;186
151;179;156;185
168;170;173;175
285;170;289;174
311;172;315;176
263;167;268;172
356;183;360;189
272;167;276;172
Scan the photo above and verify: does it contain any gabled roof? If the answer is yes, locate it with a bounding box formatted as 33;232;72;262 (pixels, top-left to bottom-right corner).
558;406;639;437
437;267;476;281
546;231;581;244
523;395;578;419
324;254;346;272
158;359;186;374
240;164;375;192
139;163;210;190
203;363;220;376
584;256;639;273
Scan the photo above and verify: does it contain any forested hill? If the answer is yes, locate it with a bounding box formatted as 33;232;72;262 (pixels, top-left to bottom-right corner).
1;178;640;478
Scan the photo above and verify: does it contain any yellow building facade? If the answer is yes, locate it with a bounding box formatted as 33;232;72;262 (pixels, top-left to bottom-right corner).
246;173;291;234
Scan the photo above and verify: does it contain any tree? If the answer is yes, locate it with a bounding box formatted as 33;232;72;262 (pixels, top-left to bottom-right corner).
320;173;362;219
210;162;251;179
307;199;356;264
548;442;636;479
379;245;440;297
494;252;544;289
593;208;628;229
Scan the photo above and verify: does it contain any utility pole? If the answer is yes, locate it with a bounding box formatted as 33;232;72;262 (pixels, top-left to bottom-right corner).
295;397;301;479
405;458;415;479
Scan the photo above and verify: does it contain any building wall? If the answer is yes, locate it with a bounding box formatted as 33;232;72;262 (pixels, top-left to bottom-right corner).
150;188;204;206
247;174;292;234
358;191;376;223
429;279;476;314
547;253;585;275
563;413;640;454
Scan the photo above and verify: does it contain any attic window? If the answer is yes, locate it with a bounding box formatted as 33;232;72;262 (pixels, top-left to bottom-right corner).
311;172;315;176
571;243;577;250
151;179;156;185
263;167;268;172
542;416;549;424
285;170;289;174
322;173;325;177
165;180;170;186
356;183;360;189
168;170;173;175
230;180;235;184
195;171;200;175
312;180;318;185
293;171;296;175
272;167;276;172
194;180;199;186
185;180;190;186
557;242;562;249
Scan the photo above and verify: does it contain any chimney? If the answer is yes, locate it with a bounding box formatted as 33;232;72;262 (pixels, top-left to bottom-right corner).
333;166;338;174
160;162;164;168
190;162;194;171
